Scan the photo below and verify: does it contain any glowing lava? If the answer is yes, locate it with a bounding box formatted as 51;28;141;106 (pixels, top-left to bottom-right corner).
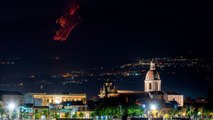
53;0;81;41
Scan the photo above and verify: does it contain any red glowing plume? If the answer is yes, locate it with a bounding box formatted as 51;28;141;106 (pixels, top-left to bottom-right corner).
53;0;81;41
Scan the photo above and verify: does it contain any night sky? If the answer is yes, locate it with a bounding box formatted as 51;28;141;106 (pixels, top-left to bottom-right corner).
0;0;212;97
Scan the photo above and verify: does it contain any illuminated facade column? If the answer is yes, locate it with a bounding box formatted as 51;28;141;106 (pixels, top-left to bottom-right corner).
158;82;161;91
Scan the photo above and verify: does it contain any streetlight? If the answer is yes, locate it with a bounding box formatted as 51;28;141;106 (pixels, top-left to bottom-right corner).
150;104;156;111
8;103;16;111
142;104;146;117
7;102;16;120
142;104;146;109
149;104;157;119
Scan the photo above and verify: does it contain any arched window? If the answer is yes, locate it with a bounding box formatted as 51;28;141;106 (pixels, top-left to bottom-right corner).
149;83;152;90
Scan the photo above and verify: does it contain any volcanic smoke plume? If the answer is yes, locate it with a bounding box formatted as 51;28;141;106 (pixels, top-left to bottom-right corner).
53;0;81;41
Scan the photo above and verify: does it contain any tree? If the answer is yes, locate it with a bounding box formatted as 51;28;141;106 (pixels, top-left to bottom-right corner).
127;104;143;117
186;106;195;118
168;108;178;118
65;112;70;118
42;109;49;118
35;112;41;119
72;113;77;118
90;112;95;119
94;98;126;118
203;108;213;119
181;107;188;118
159;108;170;119
197;107;204;118
79;112;85;118
0;105;5;119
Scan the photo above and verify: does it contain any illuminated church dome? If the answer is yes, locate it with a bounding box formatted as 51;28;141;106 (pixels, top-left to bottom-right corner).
145;70;160;80
144;60;161;92
145;60;160;80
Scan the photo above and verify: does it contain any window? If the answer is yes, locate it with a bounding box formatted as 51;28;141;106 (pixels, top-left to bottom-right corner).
149;83;152;90
156;83;158;90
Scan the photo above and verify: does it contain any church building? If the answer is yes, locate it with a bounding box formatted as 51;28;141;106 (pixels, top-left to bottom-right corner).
98;60;184;107
144;60;184;106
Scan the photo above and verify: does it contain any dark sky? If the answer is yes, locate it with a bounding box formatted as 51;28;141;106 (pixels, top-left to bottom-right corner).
0;0;211;67
0;0;212;98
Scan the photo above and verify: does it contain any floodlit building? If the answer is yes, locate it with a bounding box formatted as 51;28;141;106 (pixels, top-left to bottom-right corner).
144;60;184;106
98;81;150;102
22;93;90;119
149;91;184;106
31;93;86;106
